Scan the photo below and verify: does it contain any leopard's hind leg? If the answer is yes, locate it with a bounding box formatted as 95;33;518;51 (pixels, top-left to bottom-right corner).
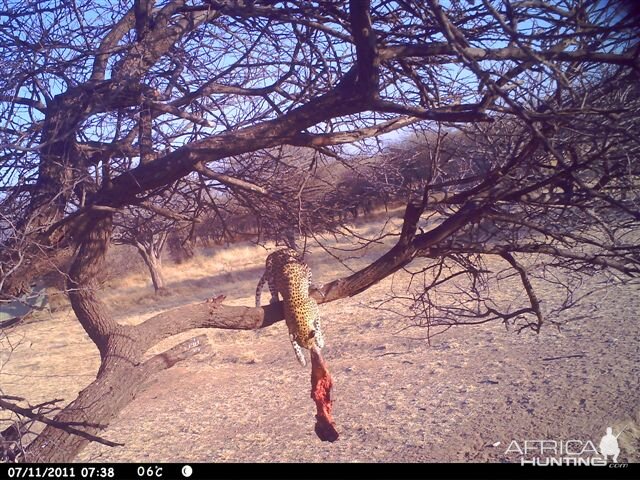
313;316;325;349
267;275;279;304
290;334;307;367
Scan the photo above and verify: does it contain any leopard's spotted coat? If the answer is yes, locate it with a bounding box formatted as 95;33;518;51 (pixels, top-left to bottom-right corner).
255;248;324;366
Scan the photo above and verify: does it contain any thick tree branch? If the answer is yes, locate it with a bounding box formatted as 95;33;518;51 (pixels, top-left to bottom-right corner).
289;116;420;146
0;95;46;112
139;201;195;222
143;334;212;370
380;43;638;67
193;163;268;195
349;0;379;93
90;9;135;81
370;99;491;122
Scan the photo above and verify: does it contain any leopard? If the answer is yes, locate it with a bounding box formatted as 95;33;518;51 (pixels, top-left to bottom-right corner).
255;248;324;367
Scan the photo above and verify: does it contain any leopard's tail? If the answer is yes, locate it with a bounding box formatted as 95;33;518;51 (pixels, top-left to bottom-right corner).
255;271;267;307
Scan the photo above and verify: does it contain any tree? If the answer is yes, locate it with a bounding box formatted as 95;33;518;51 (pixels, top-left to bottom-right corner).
112;183;200;293
114;209;171;293
0;0;638;461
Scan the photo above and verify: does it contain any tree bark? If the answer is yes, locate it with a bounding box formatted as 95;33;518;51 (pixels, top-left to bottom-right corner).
26;335;211;462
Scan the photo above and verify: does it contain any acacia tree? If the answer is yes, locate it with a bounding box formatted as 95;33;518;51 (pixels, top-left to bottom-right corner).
0;0;639;462
112;181;201;293
113;209;172;293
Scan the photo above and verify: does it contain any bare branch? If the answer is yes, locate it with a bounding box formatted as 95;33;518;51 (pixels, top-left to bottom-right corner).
0;398;123;448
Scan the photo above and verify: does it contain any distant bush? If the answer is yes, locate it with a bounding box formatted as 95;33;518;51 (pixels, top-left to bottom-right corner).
104;244;147;281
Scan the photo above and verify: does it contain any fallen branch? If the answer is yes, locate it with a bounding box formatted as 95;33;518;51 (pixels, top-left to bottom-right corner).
541;353;585;361
0;398;122;448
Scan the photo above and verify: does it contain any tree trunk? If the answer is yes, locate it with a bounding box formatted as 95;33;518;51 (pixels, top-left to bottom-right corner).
26;213;140;461
24;214;210;461
26;332;212;462
149;256;165;292
140;248;166;293
134;235;167;294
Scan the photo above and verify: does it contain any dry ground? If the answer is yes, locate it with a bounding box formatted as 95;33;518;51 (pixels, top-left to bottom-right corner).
1;213;639;463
